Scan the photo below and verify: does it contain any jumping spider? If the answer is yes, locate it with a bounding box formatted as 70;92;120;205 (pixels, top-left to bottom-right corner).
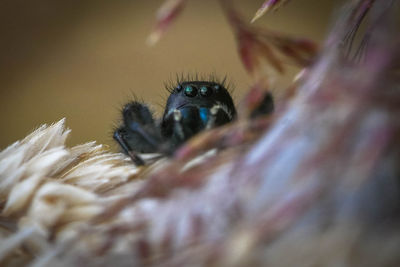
114;79;273;165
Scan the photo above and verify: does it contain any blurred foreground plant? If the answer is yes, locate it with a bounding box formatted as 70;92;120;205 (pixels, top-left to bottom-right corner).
148;0;318;90
0;0;399;266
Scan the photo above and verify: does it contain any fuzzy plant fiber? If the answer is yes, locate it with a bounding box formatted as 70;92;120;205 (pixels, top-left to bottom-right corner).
1;0;400;266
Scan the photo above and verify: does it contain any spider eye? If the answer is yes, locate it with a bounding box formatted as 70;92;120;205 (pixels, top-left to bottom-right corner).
176;84;182;92
213;85;220;92
184;85;197;97
200;86;212;97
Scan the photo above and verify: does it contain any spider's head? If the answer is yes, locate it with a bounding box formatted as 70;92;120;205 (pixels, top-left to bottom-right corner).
163;81;236;122
161;81;237;145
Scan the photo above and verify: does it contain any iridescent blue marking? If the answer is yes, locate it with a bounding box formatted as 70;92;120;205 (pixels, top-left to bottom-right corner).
199;107;209;125
180;108;190;119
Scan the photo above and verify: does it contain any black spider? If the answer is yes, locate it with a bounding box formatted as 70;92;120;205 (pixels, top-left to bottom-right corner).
114;79;273;165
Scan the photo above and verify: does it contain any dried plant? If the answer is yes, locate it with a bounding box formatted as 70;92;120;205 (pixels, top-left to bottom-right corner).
148;0;318;89
1;0;399;266
251;0;292;23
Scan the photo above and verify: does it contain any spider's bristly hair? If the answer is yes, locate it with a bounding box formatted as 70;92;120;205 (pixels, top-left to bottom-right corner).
113;98;161;154
114;73;243;163
167;72;234;95
124;91;145;108
111;92;142;145
164;80;175;94
122;101;155;126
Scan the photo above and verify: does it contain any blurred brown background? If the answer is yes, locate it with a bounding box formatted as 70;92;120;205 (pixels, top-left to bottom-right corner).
0;0;343;150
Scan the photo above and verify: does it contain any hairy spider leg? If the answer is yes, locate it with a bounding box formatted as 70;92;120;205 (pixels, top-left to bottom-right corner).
200;103;235;131
172;109;185;141
113;129;145;166
250;92;274;119
203;105;232;130
125;121;160;149
173;107;204;140
160;107;203;154
122;102;163;154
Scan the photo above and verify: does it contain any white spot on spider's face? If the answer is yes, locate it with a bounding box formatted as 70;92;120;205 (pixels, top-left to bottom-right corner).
215;101;233;120
173;109;182;121
210;106;219;115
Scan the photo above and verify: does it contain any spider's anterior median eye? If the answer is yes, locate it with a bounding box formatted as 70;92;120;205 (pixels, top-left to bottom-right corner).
200;86;212;97
184;85;197;97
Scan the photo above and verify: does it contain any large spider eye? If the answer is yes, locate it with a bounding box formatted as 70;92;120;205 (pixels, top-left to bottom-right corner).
200;86;212;97
184;85;197;97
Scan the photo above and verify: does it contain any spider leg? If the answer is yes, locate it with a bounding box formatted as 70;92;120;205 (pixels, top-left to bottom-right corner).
172;109;185;141
166;109;195;151
161;107;203;153
113;128;145;166
202;104;233;130
250;92;274;118
122;101;163;151
125;121;160;149
173;107;204;141
114;101;165;165
204;106;220;129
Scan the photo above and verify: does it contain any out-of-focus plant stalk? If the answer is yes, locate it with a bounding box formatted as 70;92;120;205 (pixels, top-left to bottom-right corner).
251;0;291;23
147;0;187;46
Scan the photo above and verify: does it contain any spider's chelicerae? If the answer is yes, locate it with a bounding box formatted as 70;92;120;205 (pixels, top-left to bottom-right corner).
114;79;273;165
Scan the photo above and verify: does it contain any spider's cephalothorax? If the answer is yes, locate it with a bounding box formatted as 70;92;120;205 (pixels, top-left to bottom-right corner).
113;80;238;165
161;81;236;148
